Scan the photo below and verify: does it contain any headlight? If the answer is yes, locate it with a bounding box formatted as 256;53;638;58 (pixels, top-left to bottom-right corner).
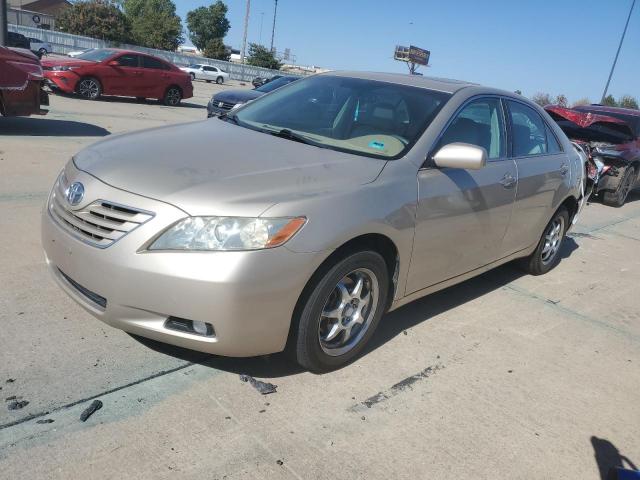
148;216;306;251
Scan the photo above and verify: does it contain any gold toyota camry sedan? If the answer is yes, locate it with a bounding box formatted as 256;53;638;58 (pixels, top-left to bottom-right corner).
42;72;585;371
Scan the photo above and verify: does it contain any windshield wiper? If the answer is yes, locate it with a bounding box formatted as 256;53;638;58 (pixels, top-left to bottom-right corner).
268;128;325;148
218;112;239;124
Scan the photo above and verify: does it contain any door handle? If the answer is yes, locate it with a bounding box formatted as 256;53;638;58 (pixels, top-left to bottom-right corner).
560;163;569;176
500;173;516;189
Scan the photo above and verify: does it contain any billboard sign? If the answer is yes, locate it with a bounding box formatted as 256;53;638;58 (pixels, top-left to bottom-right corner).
408;45;429;66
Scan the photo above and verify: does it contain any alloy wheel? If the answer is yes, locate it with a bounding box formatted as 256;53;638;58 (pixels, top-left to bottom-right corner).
165;88;181;106
541;216;565;265
78;79;99;99
318;268;379;356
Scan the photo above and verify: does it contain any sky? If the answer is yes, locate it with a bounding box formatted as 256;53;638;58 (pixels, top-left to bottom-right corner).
175;0;639;103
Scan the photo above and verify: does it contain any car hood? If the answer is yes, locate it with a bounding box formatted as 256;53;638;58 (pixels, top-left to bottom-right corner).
212;88;263;104
41;57;93;68
73;120;387;216
545;105;635;144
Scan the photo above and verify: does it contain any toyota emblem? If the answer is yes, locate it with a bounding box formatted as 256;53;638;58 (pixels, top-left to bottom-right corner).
66;182;85;206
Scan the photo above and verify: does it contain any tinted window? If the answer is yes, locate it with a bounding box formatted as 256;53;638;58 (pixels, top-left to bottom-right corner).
203;66;217;72
116;54;140;68
508;101;547;156
142;56;168;70
235;75;451;159
545;125;562;153
256;77;299;93
438;98;505;159
77;49;118;62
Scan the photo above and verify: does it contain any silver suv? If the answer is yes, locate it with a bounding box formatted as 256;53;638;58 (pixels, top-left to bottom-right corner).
42;72;584;371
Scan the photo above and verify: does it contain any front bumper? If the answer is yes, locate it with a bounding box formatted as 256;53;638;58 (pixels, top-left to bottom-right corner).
44;71;78;94
41;163;326;357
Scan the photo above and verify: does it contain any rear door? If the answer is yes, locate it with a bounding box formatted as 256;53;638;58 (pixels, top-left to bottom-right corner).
202;66;218;80
406;96;518;294
140;55;171;98
102;53;143;96
501;99;571;254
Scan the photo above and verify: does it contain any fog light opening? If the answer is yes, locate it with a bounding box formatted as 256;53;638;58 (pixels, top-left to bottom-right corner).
165;317;215;337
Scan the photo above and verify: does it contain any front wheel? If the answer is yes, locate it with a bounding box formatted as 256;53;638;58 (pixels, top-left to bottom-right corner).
291;251;389;372
163;86;182;106
521;207;569;275
603;167;635;207
76;77;101;100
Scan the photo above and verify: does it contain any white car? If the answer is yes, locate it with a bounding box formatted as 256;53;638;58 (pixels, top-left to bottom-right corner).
28;38;53;55
180;64;229;84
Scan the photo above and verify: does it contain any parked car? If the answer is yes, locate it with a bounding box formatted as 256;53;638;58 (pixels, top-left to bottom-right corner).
251;74;282;88
42;48;193;106
207;75;299;117
179;64;229;84
0;45;49;117
42;72;584;372
546;104;640;207
28;38;53;55
7;31;30;50
68;48;95;58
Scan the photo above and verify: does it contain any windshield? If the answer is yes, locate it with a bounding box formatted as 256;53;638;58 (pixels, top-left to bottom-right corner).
234;75;451;159
255;77;298;93
77;49;117;62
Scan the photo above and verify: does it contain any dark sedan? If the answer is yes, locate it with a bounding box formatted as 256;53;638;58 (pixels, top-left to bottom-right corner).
207;75;299;117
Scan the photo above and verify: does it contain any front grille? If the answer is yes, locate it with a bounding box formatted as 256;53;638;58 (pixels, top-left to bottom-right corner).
49;174;154;248
59;269;107;309
208;100;235;116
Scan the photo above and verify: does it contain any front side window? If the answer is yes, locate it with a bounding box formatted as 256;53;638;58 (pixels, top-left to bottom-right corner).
77;49;117;62
233;75;451;159
437;97;505;159
508;101;547;156
116;54;140;68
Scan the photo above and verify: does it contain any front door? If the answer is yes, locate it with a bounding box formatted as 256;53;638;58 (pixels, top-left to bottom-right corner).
406;97;517;294
102;53;143;96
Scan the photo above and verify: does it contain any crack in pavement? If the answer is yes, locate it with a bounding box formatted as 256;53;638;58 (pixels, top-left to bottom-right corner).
0;362;192;431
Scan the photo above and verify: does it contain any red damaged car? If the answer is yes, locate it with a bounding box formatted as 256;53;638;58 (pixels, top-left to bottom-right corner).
546;105;640;207
42;48;193;106
0;45;48;117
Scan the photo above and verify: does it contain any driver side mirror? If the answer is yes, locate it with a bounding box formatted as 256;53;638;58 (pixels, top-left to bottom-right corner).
432;143;487;170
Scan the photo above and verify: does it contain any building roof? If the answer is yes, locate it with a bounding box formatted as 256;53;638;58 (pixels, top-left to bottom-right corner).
16;0;71;12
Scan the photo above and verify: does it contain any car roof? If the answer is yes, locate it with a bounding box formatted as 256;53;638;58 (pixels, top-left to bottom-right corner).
574;104;640;117
322;71;479;94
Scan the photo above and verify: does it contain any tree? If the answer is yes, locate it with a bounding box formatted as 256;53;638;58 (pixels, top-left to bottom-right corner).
123;0;183;51
186;1;230;52
57;0;130;43
572;98;591;107
246;43;281;70
554;94;568;107
531;92;552;107
618;95;639;110
203;38;230;61
602;94;618;107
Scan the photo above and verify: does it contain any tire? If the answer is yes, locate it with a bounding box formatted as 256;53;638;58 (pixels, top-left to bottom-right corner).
216;76;224;84
163;86;182;106
603;166;635;208
291;250;389;372
521;207;569;275
76;77;101;100
190;72;196;81
38;48;47;55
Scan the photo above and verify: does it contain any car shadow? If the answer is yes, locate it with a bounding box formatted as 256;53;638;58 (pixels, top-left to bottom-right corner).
0;117;110;137
51;91;206;109
131;238;579;378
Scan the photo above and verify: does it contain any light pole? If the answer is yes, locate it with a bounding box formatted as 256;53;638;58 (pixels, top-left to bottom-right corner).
0;0;8;47
601;0;636;103
259;11;264;44
240;0;251;64
270;0;278;52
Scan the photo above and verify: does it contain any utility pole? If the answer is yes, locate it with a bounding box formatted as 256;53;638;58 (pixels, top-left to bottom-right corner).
1;0;8;47
240;0;250;64
259;11;264;44
270;0;278;52
601;0;636;103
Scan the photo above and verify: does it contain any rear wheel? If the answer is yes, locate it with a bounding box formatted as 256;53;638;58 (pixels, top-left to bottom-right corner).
38;47;47;55
521;207;569;275
163;86;182;106
216;76;224;84
189;72;195;81
291;251;389;372
76;77;101;100
603;166;635;207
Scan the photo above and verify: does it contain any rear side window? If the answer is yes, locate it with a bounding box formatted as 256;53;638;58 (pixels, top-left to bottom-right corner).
142;56;169;70
203;66;218;72
545;125;562;153
507;101;548;156
116;54;140;68
438;97;506;159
